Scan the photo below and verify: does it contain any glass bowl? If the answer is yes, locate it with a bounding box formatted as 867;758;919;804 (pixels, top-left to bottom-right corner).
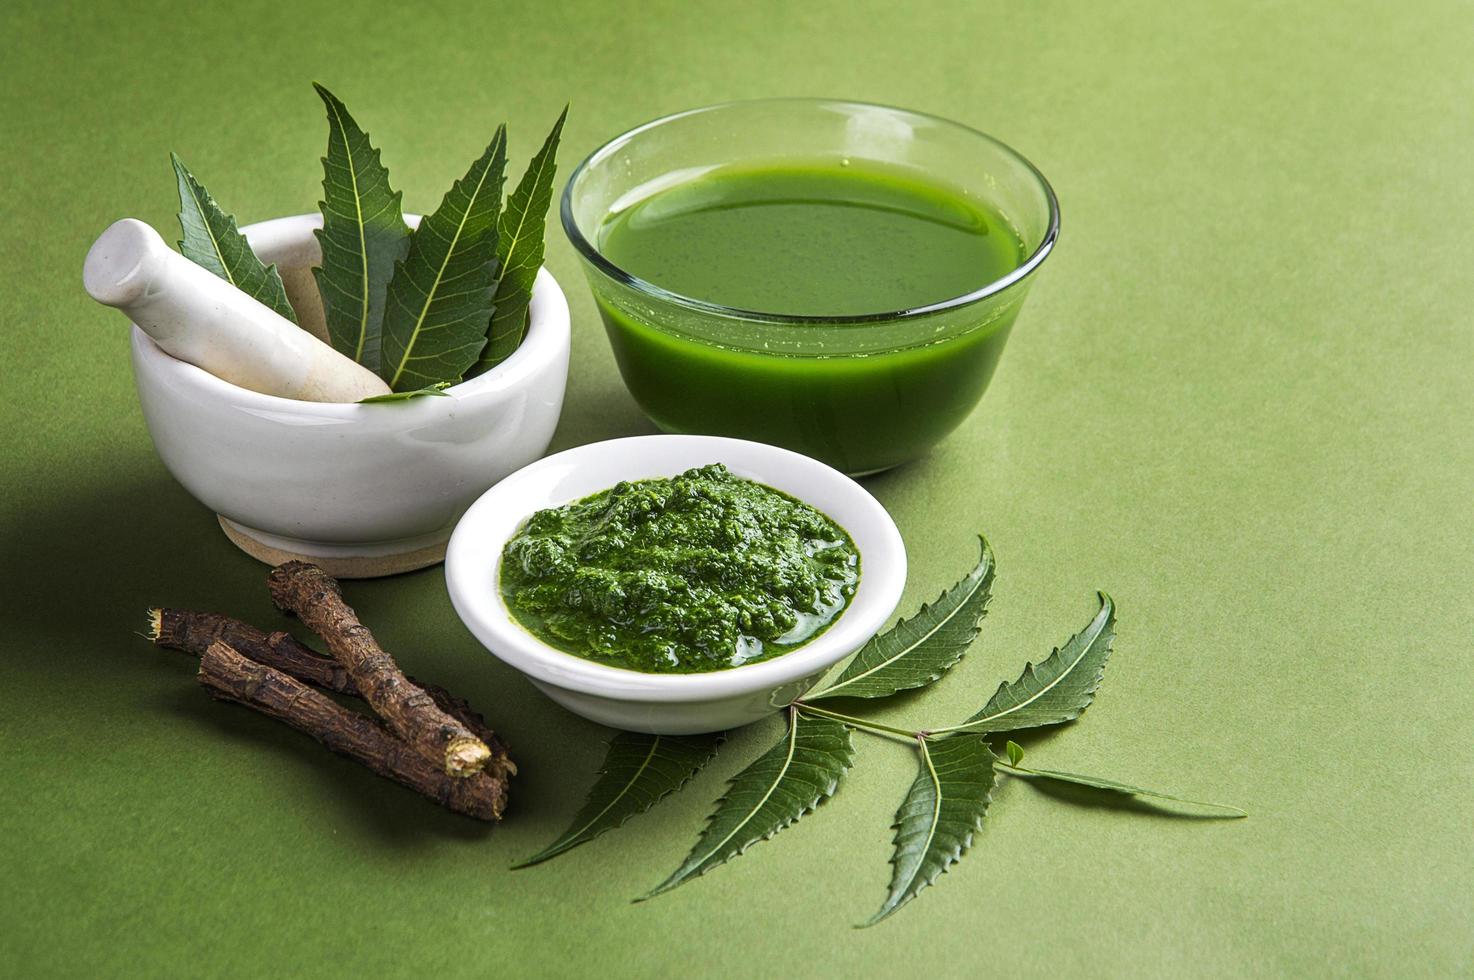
561;98;1059;475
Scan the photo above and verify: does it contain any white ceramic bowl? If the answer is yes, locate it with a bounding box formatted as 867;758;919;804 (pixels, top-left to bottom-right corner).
130;214;571;577
444;435;907;733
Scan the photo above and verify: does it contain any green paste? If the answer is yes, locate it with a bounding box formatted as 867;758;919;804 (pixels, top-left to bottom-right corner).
498;464;860;673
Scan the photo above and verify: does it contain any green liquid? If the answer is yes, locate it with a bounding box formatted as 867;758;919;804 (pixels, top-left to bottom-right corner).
601;160;1023;317
592;160;1031;474
499;464;859;674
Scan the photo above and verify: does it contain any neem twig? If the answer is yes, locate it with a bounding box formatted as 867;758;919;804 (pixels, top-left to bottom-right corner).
197;641;507;820
267;561;491;778
151;607;353;689
149;608;514;779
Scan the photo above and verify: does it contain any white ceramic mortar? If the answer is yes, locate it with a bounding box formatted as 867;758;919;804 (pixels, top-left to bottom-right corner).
129;214;571;576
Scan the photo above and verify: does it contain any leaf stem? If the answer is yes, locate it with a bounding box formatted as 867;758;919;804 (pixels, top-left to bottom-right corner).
792;701;919;741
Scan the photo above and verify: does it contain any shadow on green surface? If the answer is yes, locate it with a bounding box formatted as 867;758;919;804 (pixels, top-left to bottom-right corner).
150;677;498;843
1;469;272;651
855;449;932;496
1008;775;1242;821
0;469;501;843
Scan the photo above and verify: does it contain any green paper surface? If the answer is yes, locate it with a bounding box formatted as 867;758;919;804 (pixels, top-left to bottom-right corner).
3;0;1471;975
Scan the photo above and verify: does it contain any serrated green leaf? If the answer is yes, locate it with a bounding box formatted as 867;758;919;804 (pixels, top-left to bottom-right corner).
640;709;852;900
865;735;996;926
356;382;452;404
934;592;1116;736
514;732;721;869
379;127;506;391
809;537;994;701
310;84;411;371
1006;740;1025;766
170;153;297;324
472;105;567;376
996;754;1245;817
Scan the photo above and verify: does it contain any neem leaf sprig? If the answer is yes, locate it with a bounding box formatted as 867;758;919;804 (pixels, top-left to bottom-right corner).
169;86;567;399
520;537;1244;926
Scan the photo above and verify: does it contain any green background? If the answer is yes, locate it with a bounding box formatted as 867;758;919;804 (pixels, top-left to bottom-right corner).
4;0;1471;975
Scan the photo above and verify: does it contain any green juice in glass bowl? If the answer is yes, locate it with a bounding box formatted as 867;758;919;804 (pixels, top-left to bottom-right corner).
562;99;1059;475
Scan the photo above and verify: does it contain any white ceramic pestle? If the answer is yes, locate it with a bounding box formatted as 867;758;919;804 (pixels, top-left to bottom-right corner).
83;218;391;402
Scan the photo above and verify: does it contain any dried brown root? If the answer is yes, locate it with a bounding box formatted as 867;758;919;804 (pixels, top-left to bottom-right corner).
149;608;513;780
266;561;491;778
197;641;507;820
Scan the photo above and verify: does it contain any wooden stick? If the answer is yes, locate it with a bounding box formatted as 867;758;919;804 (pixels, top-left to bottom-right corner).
267;561;491;778
197;641;507;820
149;608;514;780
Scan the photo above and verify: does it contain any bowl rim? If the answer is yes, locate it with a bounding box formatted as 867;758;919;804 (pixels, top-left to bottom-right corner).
443;434;908;702
129;213;568;415
560;96;1061;326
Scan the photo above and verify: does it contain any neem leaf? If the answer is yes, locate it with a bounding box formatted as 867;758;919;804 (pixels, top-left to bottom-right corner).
379;127;507;391
357;382;452;404
171;153;297;324
472;105;567;375
311;83;411;371
808;537;994;701
865;735;996;926
934;592;1116;736
996;754;1245;817
639;709;852;900
1005;740;1025;766
514;732;721;868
